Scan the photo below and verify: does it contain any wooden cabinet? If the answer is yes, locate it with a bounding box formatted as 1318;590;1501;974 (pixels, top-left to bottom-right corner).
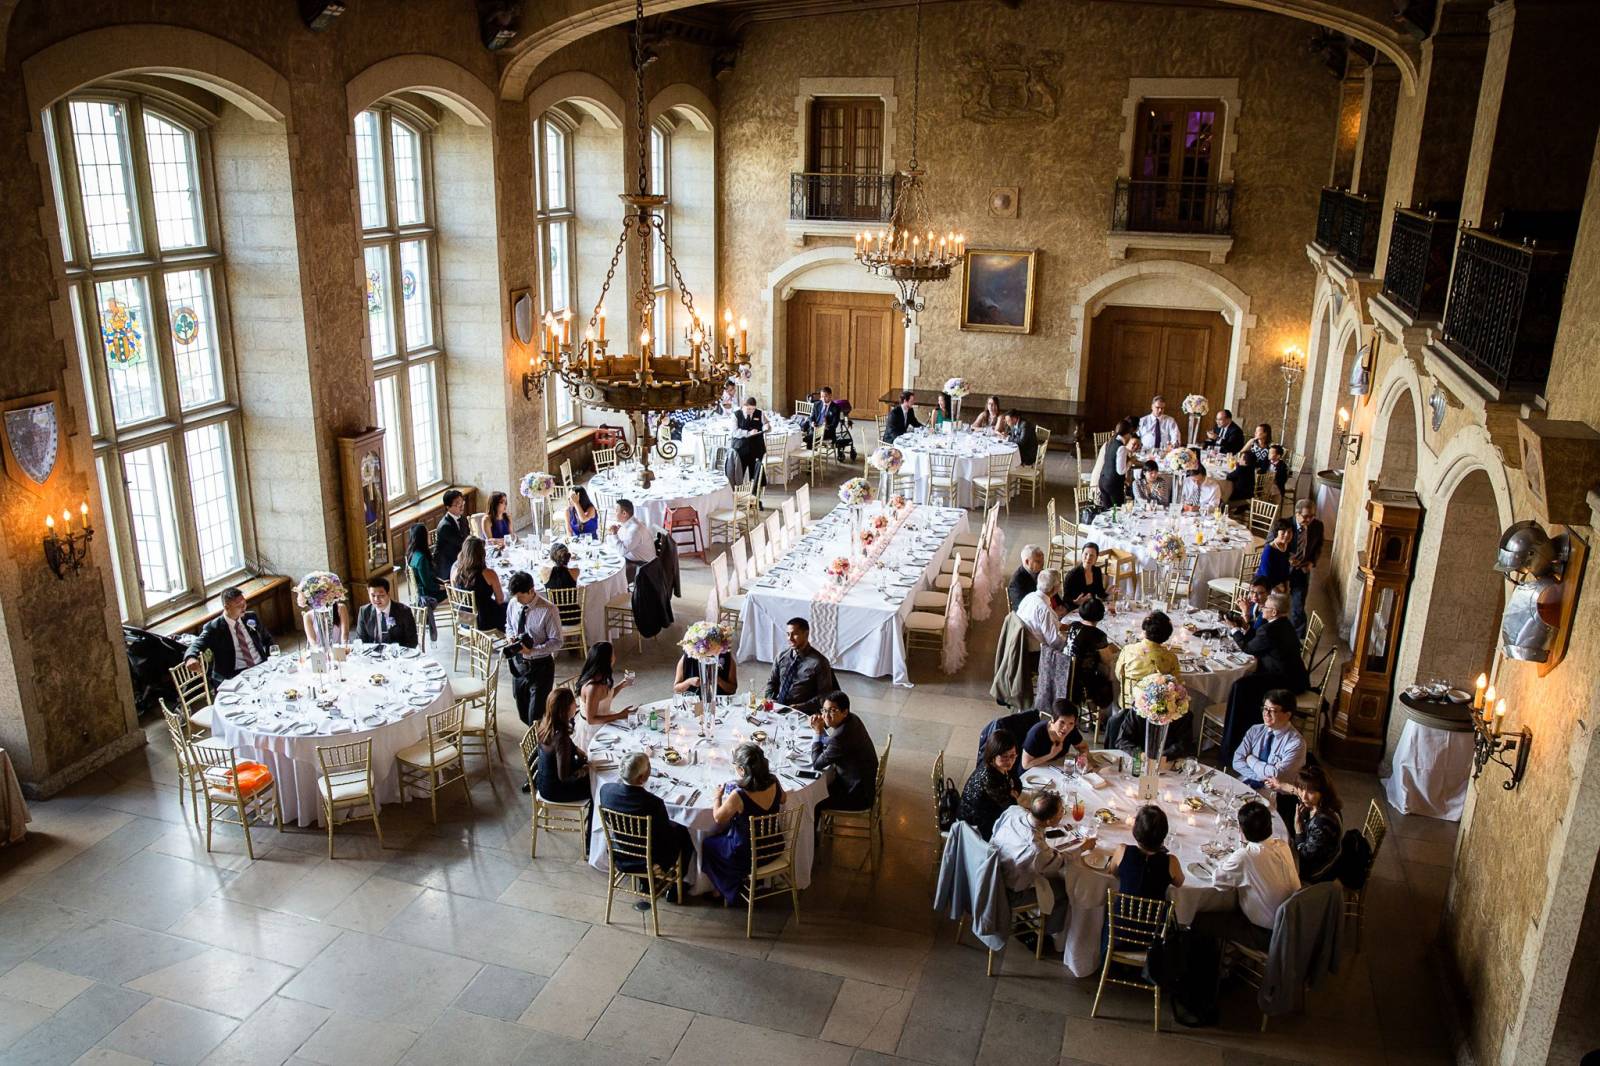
337;428;393;586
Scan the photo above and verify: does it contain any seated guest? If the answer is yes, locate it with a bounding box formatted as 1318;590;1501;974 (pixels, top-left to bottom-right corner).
1132;460;1170;508
1232;689;1308;829
932;391;955;429
1008;544;1045;611
1225;577;1273;633
1256;519;1296;590
486;491;511;542
1016;569;1068;652
1221;596;1309;761
883;389;922;442
1105;804;1185;899
533;687;590;808
960;730;1021;840
598;752;695;892
1195;799;1301;949
990;793;1073;947
1093;419;1140;509
1022;701;1089;769
1061;543;1108;608
451;535;506;632
1178;465;1224;512
1225;448;1258;507
1245;423;1273;467
766;617;837;716
1205;408;1246;454
1288;498;1325;638
1064;598;1115;708
702;742;785;905
971;394;1004;431
804;385;855;460
566;487;600;540
1264;444;1291;499
606;498;655;567
1103;703;1192;761
575;641;636;750
1114;611;1181;693
405;521;443;604
810;691;878;813
1273;762;1343;883
543;543;581;625
354;577;418;648
673;645;738;696
1003;410;1039;466
1138;395;1182;452
185;586;272;684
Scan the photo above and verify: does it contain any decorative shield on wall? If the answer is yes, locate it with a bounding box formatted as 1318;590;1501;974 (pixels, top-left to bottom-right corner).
1;391;63;494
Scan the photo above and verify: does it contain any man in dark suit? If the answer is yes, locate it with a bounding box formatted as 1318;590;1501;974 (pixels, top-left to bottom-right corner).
883;390;921;443
810;691;879;813
1288;497;1325;638
598;752;695;893
433;489;470;582
765;617;837;716
184;587;272;685
1008;545;1044;612
1003;410;1039;466
1221;593;1310;763
353;576;418;648
805;385;855;460
1205;409;1246;454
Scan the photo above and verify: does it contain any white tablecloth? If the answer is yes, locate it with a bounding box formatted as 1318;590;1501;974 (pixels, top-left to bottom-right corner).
1087;510;1259;608
1;747;28;845
211;649;449;826
1021;752;1288;976
679;413;803;467
736;502;968;685
894;428;1018;508
588;464;733;534
1094;606;1256;710
489;538;628;645
1134;448;1234;482
1382;718;1473;821
584;698;829;894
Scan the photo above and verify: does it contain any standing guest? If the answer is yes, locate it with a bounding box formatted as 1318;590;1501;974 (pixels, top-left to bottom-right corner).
505;571;562;726
717;381;738;413
606;499;655;571
810;691;878;814
404;522;441;640
932;392;955;429
1064;598;1115;708
1022;701;1089;769
1205;408;1246;454
1062;542;1108;607
971;394;1004;431
599;752;695;895
1178;465;1224;512
433;489;470;581
184;586;272;685
1195;800;1301;948
959;730;1021;840
1094;419;1139;509
575;641;636;750
1132;460;1171;508
1225;448;1258;507
766;618;838;715
1232;689;1308;829
1245;423;1274;466
1105;804;1185;899
1256;519;1296;590
1138;395;1182;452
566;487;600;540
532;687;590;805
1003;410;1039;466
883;390;922;442
990;793;1074;948
731;396;770;494
354;577;418;648
451;535;506;632
1008;544;1045;611
702;742;786;905
542;543;581;626
1221;596;1309;761
1264;444;1291;500
486;491;512;542
1288;498;1325;638
673;646;738;696
1114;611;1181;693
1271;762;1343;882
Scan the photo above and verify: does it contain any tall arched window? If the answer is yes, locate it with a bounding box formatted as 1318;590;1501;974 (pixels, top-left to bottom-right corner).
534;112;578;435
649;121;673;352
48;93;254;619
356;105;450;505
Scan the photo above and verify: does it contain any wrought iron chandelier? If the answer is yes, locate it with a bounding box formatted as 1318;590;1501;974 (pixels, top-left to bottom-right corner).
528;0;749;487
853;0;963;326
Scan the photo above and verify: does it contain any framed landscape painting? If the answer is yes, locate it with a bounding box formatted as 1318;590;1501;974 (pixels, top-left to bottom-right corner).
960;248;1036;334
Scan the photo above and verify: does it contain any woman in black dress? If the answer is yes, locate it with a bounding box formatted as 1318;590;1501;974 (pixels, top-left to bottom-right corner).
1064;597;1114;708
543;542;581;627
731;396;769;495
672;649;738;696
1106;804;1185;899
1061;542;1108;608
450;535;505;632
532;688;591;827
958;730;1021;840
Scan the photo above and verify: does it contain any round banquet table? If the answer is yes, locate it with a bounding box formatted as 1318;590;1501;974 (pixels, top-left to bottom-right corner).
583;697;830;895
1019;751;1289;976
1086;508;1259;608
488;536;627;646
893;428;1019;508
588;463;733;534
1134;447;1235;481
678;412;803;468
210;646;449;826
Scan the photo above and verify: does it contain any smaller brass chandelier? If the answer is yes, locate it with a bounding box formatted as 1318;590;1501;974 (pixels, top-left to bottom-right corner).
853;0;962;326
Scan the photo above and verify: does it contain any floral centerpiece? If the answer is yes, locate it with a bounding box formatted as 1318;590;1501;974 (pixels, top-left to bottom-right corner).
1181;394;1209;446
1162;448;1192;476
943;377;970;423
678;621;729;660
889;493;910;511
1151;531;1187;567
519;471;559;542
871;514;890;532
1131;671;1190;799
297;571;347;671
825;557;852;585
839;477;875;508
868;446;902;499
860;529;877;549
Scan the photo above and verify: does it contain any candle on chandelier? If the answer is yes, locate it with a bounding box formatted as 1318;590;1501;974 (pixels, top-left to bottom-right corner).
584;328;595;369
79;501;89;529
1338;406;1350;430
1473;673;1487;710
598;306;607;343
738;318;748;356
45;513;54;533
62;509;71;529
560;311;572;346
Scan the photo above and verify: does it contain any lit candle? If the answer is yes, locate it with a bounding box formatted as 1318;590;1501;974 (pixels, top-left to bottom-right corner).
62;509;71;528
79;501;89;527
1338;407;1350;430
1494;698;1508;736
738;317;748;356
640;328;651;358
561;310;572;346
598;306;607;343
1473;673;1487;710
45;513;54;532
723;308;733;328
1484;684;1496;710
584;328;595;369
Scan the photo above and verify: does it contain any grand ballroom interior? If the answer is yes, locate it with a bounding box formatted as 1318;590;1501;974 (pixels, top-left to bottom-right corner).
1;0;1599;1063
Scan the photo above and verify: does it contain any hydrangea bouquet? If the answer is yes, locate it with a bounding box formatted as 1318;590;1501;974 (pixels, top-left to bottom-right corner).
519;472;559;499
296;571;346;610
1181;394;1209;445
1132;672;1191;726
868;445;904;473
1151;530;1188;567
826;557;852;583
678;621;730;660
943;377;970;423
839;477;875;508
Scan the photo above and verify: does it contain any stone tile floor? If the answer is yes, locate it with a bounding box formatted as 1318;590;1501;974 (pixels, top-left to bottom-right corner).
0;456;1460;1065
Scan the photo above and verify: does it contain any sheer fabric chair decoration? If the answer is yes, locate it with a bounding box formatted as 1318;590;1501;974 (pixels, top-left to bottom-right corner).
456;628;502;766
1091;889;1174;1031
818;733;892;872
396;703;471;823
741;806;804;938
1346;799;1388;951
160;698;225;826
599;807;686;937
907;560;963;675
546;586;588;658
520;726;589;860
191;743;283;860
932;551;975;610
315;738;384;859
960;506;1003;622
1007;441;1049;508
970;453;1014;515
169;654;215;736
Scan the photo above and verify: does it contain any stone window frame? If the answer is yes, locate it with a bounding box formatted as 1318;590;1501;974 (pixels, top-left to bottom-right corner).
787;78;899;244
649;117;674;351
534;107;581;437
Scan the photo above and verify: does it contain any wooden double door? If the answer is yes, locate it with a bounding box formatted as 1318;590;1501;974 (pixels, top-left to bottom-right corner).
785;290;904;412
1085;306;1229;431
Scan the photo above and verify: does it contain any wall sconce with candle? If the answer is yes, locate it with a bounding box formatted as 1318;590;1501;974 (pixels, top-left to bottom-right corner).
1279;344;1305;446
1469;674;1531;790
43;502;93;579
1335;406;1362;464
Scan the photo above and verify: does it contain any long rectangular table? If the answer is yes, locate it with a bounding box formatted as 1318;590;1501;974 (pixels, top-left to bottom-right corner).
736;501;968;686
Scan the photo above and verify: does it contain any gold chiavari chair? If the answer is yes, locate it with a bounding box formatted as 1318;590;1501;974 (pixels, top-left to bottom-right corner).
169;654;215;737
905;571;954;668
1169;554;1200;602
1248;498;1279;538
794;483;813;527
742;806;803;938
970;453;1014;515
760;430;793;489
467;512;488;539
593;446;619;471
315;738;384;859
1345;800;1388;952
1091;890;1174;1031
1206;546;1263;605
396;704;471;823
599;808;686;937
1008;440;1049;507
932;551;974;610
1302;611;1325;666
160;698;225;827
604;592;641;652
817;734;892;872
547;586;588;658
445;585;477;672
794;400;811;418
1092;430;1113;452
929;750;949;882
559;458;575;494
457;628;502;766
702;429;731;471
1293;656;1339;750
520;726;590;860
191;743;283;861
1072;485;1094;520
927;452;960;507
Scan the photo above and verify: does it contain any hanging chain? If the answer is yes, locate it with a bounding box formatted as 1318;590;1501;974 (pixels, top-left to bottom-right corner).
907;0;923;172
633;0;649;196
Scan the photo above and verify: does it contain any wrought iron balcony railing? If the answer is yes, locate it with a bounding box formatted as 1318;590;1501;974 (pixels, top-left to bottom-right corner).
1381;207;1457;320
1440;228;1571;395
1110;179;1234;235
1315;186;1344;250
1336;192;1381;273
789;172;897;224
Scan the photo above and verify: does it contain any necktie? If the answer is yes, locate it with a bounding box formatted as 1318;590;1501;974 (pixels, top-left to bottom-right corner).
1261;731;1275;765
777;653;802;703
233;620;257;668
1156;421;1163;449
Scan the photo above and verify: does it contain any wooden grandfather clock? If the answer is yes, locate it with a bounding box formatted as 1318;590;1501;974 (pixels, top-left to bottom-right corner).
1324;487;1423;771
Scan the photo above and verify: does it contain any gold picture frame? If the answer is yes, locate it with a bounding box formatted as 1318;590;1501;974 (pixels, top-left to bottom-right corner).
960;248;1036;334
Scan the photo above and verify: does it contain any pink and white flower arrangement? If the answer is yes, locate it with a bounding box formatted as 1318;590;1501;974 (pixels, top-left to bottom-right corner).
678;621;730;660
1132;673;1191;726
296;571;346;610
1151;531;1188;567
859;530;877;549
871;514;890;532
1181;394;1209;417
825;557;852;580
889;494;910;511
943;377;969;399
1162;448;1192;476
519;472;558;499
868;445;904;473
838;478;875;507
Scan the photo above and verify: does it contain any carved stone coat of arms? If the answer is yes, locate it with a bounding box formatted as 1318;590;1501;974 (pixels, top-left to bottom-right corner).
959;48;1063;124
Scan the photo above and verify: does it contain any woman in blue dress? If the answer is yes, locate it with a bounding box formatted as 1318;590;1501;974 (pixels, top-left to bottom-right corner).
701;742;785;905
566;486;600;539
1254;518;1296;591
486;491;511;542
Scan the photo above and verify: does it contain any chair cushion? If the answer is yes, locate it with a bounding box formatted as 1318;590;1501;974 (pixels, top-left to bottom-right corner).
462;705;487;732
912;591;945;610
754;856;791;877
397;741;461;766
1295;690;1321;712
933;574;973;591
449;677;487;701
190;706;215;731
606;592;633;609
905;612;944;631
319;771;370;802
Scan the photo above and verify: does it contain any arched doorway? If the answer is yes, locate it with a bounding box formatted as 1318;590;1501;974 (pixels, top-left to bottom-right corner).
1375;386;1420;490
1296;292;1334;466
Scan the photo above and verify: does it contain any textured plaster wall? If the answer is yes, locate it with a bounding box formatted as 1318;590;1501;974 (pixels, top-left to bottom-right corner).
717;2;1335;420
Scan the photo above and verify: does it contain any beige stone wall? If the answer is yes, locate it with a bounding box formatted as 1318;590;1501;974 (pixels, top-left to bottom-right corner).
716;2;1335;425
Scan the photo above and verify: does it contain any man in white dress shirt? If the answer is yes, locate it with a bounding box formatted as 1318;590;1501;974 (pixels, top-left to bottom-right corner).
606;498;655;577
1178;466;1224;512
990;793;1073;946
1196;799;1301;948
1015;568;1067;651
1137;396;1182;452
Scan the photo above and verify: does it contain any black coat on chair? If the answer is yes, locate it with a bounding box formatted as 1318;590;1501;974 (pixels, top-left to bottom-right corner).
631;557;676;639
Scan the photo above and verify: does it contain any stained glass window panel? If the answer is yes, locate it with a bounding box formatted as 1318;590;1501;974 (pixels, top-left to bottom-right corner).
392;120;425;226
143;113;203;249
373;374;407;502
121;441;184;607
95;276;163;427
69;100;141;258
355;110;386;229
164;268;223;411
365;245;395;358
544;122;568;211
183;422;242;580
400;239;432;349
408;362;441;487
547;221;570;313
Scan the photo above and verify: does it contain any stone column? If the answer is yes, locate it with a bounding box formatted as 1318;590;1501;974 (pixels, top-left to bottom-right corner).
1350;62;1400;199
1328;72;1366;190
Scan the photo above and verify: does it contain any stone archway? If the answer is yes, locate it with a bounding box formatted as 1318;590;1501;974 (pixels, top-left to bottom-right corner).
1373;380;1422;492
1296;286;1336;465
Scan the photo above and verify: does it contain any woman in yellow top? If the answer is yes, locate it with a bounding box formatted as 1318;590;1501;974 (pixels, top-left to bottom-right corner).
1113;610;1181;697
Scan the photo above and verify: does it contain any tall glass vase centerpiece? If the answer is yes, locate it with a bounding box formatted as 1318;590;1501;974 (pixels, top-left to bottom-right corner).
520;472;559;543
1131;673;1190;802
868;445;903;505
944;377;969;426
678;621;730;728
296;571;347;676
1182;394;1209;449
1151;531;1187;613
839;477;875;563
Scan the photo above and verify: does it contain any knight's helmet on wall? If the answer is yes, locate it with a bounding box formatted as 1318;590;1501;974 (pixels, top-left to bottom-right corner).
1493;520;1566;663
